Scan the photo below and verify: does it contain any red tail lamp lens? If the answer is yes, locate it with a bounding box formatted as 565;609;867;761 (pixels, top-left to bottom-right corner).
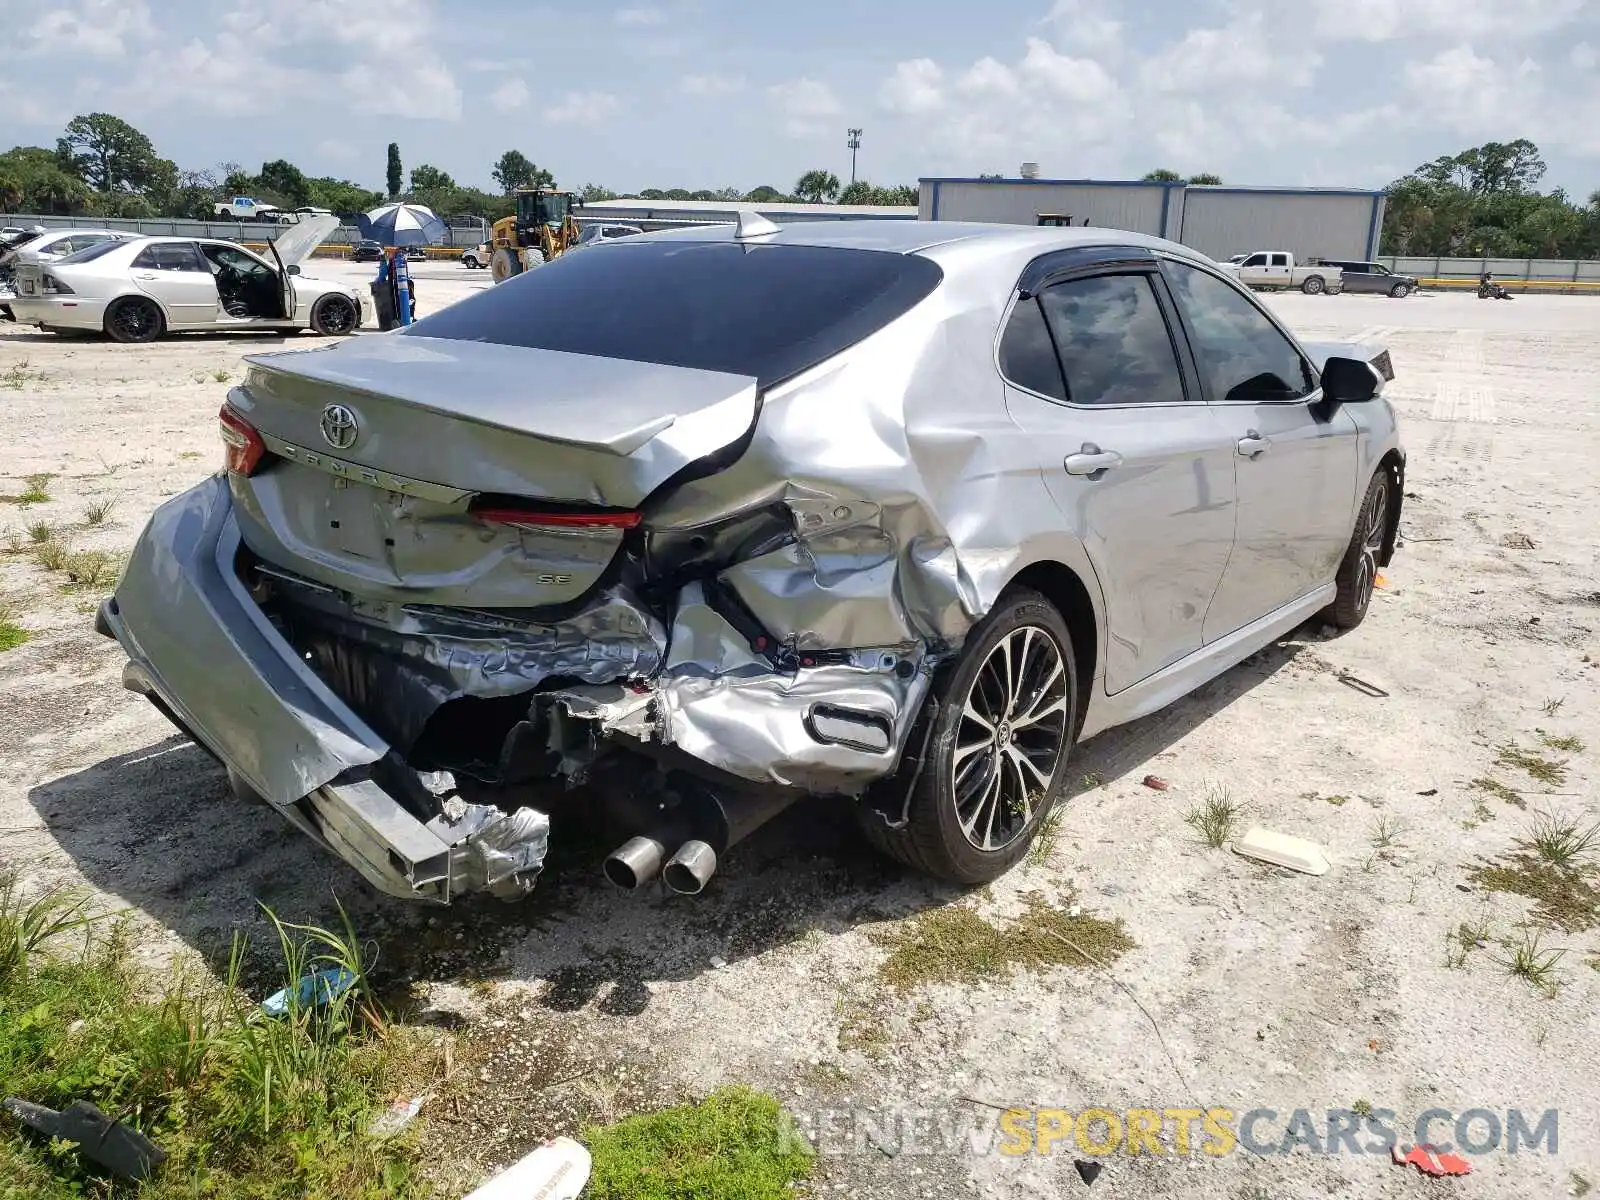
471;506;642;530
218;404;266;476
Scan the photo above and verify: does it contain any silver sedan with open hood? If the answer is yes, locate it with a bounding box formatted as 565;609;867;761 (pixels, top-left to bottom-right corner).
97;218;1404;903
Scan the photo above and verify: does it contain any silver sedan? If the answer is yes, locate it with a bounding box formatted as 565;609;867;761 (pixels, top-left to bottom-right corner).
98;219;1403;903
9;217;363;342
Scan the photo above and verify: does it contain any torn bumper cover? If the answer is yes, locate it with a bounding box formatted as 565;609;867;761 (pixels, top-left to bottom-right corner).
100;477;930;901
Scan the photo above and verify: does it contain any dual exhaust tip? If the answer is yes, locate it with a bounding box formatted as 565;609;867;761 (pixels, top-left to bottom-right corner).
603;835;719;895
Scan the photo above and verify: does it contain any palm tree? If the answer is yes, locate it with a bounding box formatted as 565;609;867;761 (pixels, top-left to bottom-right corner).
793;169;841;203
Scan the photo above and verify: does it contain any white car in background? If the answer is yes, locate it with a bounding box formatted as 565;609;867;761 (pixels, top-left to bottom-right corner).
8;216;364;342
1;229;131;317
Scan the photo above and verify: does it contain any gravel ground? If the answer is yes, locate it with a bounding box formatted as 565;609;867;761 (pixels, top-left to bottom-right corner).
1;272;1597;1199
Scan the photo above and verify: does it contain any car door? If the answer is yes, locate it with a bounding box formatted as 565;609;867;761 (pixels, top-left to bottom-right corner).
1160;257;1360;639
1236;252;1269;286
130;242;219;325
1266;253;1293;287
999;257;1238;694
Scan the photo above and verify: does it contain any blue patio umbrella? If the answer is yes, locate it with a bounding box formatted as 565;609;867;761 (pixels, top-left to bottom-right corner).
356;202;446;247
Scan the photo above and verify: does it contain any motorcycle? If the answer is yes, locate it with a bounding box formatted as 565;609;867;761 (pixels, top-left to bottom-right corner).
1477;281;1513;300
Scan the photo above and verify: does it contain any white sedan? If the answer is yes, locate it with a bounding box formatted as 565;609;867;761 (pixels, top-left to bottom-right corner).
8;216;364;343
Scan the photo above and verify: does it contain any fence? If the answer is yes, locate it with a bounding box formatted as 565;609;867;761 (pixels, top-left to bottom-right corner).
1377;256;1600;294
2;212;490;248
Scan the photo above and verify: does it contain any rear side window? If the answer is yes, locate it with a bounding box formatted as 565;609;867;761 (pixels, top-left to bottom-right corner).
1037;274;1187;406
1164;260;1316;402
133;243;204;271
52;240;126;265
403;241;944;387
997;298;1065;401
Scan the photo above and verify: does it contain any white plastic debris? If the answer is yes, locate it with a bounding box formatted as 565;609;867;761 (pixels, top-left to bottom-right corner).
465;1137;591;1200
365;1095;424;1138
1232;827;1331;875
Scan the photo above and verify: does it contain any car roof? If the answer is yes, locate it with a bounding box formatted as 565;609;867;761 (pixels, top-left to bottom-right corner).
634;218;1210;262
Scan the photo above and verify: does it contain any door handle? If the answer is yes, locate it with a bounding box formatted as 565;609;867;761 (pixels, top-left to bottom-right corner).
134;272;157;280
1236;431;1272;458
1064;444;1123;477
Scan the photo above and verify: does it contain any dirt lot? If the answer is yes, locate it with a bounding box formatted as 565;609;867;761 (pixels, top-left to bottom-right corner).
2;273;1597;1198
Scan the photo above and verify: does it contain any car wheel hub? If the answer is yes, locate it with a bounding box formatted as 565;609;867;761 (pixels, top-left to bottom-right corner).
953;625;1069;852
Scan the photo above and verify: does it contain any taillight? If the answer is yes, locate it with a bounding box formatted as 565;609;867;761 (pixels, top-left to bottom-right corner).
41;274;73;295
219;403;266;476
471;505;642;531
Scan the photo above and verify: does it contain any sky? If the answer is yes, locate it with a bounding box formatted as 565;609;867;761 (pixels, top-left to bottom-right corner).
2;0;1598;198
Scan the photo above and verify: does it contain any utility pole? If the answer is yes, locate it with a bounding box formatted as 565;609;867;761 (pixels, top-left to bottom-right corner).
847;128;862;185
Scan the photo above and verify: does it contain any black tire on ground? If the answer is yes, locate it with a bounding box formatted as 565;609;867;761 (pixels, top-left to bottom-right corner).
1324;469;1392;630
490;247;522;283
1302;275;1327;295
859;587;1078;883
310;293;359;336
104;296;165;344
1389;282;1412;298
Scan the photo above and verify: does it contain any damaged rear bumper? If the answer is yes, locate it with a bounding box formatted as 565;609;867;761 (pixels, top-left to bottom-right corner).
97;476;549;904
100;477;932;902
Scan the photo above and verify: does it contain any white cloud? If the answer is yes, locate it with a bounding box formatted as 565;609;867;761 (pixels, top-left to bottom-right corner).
1139;16;1319;94
879;59;945;114
103;0;463;122
768;77;843;138
615;5;665;24
1043;0;1122;56
543;90;621;125
681;73;744;96
0;81;68;126
315;138;358;163
958;57;1020;97
1571;42;1597;70
489;78;530;112
28;0;154;58
1307;0;1586;41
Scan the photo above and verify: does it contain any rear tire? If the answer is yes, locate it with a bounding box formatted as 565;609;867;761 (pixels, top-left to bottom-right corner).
105;296;165;344
1324;469;1392;630
1389;282;1412;298
490;248;522;283
310;294;359;336
1302;275;1327;295
860;587;1078;883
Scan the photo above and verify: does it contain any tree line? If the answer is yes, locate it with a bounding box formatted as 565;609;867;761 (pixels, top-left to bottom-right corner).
0;113;918;224
1382;140;1600;259
5;116;1597;257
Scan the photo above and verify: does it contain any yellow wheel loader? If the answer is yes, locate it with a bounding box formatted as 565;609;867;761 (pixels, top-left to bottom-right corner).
489;189;582;282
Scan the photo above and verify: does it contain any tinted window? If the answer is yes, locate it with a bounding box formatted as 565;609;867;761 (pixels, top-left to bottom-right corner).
1270;254;1289;267
1037;274;1187;406
134;243;204;271
52;240;126;265
1242;253;1268;267
1164;261;1316;402
998;297;1065;401
403;241;944;388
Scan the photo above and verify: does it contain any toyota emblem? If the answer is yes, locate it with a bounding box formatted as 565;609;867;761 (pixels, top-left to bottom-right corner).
319;403;359;450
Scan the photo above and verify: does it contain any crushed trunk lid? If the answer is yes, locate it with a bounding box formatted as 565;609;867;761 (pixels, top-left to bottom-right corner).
227;335;758;607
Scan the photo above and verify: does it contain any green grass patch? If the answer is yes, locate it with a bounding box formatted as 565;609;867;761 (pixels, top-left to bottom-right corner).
0;875;432;1198
1469;855;1600;932
1540;733;1586;754
1469;777;1527;809
15;473;54;506
0;603;27;653
1184;785;1242;848
871;891;1133;991
583;1086;811;1200
1495;742;1569;786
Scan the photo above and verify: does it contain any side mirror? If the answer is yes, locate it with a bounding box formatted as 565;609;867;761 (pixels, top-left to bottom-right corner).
1321;356;1379;404
286;264;302;276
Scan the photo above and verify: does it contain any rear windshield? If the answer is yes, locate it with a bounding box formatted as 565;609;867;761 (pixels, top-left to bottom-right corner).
54;240;126;265
402;240;944;387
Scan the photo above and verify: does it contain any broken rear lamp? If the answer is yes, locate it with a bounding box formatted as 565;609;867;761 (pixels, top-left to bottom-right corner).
218;403;266;476
470;505;642;531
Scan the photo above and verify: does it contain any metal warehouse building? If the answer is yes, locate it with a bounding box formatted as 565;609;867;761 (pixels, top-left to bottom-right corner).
919;177;1387;262
575;197;917;230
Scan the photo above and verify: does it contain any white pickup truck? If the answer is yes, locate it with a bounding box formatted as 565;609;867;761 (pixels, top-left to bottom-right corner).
1219;251;1342;295
212;196;284;223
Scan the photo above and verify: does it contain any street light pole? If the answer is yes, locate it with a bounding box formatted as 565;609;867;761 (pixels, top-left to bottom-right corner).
847;128;862;185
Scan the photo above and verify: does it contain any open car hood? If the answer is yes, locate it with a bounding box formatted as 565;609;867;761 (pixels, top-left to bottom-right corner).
270;215;341;267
